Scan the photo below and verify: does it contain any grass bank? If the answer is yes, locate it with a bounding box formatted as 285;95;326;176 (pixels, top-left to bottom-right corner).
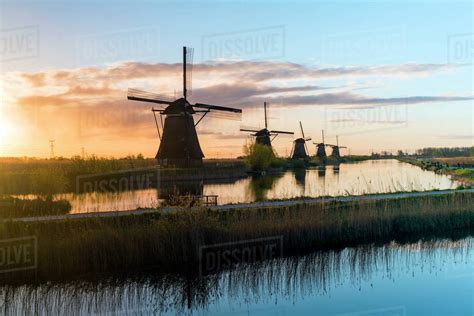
0;157;247;195
399;157;474;186
1;191;472;283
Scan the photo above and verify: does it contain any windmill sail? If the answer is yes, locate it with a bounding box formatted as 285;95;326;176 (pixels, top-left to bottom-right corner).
185;47;194;96
127;88;173;105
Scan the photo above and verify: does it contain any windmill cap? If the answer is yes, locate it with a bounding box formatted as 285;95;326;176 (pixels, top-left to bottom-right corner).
163;98;195;114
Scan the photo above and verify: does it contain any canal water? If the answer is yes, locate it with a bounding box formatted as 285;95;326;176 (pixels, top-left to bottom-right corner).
1;237;472;315
57;159;460;214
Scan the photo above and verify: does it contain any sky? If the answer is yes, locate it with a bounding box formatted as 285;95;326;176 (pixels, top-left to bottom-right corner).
0;0;472;158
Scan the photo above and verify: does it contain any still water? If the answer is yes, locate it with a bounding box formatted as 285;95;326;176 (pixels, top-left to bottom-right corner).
59;159;459;214
1;238;472;315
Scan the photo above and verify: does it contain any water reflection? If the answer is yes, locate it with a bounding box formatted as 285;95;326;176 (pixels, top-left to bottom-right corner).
44;160;460;213
1;238;472;315
293;168;306;188
248;173;284;201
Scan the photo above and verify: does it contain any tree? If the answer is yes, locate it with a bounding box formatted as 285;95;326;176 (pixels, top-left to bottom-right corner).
243;143;275;171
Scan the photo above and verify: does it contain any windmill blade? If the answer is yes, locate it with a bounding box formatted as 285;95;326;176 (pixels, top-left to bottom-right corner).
127;88;173;105
185;47;194;96
304;137;312;141
194;103;242;114
264;102;269;129
240;128;261;133
270;130;294;135
299;121;305;138
202;110;242;121
325;143;336;147
339;146;348;149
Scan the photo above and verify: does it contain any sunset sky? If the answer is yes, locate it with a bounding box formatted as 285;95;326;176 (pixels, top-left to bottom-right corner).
0;1;472;158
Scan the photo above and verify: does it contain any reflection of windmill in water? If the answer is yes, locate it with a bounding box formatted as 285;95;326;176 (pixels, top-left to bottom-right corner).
240;102;293;150
127;47;242;168
293;168;307;188
291;121;311;159
317;165;327;196
327;136;347;159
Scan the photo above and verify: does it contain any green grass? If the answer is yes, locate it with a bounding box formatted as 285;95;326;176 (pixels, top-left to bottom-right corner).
399;157;474;186
1;192;472;283
452;169;474;182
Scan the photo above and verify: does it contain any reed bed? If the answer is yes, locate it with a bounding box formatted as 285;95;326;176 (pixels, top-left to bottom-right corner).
1;237;470;314
0;157;247;195
0;196;71;218
0;192;472;283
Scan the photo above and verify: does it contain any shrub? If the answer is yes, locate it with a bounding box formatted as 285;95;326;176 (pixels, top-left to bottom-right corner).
243;143;276;171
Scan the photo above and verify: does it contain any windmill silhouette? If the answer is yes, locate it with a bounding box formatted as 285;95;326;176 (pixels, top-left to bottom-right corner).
327;135;347;159
127;47;242;167
291;121;311;159
240;102;293;149
313;130;330;160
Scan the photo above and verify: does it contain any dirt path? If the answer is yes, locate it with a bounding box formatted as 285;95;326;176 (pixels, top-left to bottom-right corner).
5;189;474;223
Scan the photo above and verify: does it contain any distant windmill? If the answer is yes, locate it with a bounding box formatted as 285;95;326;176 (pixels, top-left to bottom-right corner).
327;135;347;159
313;130;329;160
127;46;242;167
240;102;293;149
291;121;311;159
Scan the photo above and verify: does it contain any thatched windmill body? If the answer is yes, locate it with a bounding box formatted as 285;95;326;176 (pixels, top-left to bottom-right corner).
327;136;347;159
127;47;242;167
291;121;311;159
240;102;293;149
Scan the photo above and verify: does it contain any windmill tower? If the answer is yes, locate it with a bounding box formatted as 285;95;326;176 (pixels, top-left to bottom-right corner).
240;102;293;149
327;136;347;159
49;140;55;158
291;121;311;159
127;47;242;168
313;130;328;160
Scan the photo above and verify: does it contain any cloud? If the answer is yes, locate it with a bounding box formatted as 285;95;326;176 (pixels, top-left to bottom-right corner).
436;134;473;140
5;60;472;154
13;62;473;110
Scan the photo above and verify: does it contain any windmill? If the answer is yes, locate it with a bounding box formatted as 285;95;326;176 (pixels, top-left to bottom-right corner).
240;102;293;149
327;136;347;159
291;121;311;159
313;130;330;160
127;47;242;167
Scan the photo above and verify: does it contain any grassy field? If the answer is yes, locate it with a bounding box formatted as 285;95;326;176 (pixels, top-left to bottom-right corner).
0;157;247;195
433;157;474;166
399;157;474;186
1;191;472;284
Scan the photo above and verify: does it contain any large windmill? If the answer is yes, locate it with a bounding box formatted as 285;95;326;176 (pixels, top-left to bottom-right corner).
127;47;242;167
240;102;293;149
313;130;330;160
291;121;311;159
327;136;347;159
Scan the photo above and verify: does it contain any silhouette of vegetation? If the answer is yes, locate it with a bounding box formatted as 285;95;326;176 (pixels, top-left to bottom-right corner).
0;238;470;314
1;191;472;284
243;143;276;171
0;196;71;218
415;147;473;157
0;157;247;195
